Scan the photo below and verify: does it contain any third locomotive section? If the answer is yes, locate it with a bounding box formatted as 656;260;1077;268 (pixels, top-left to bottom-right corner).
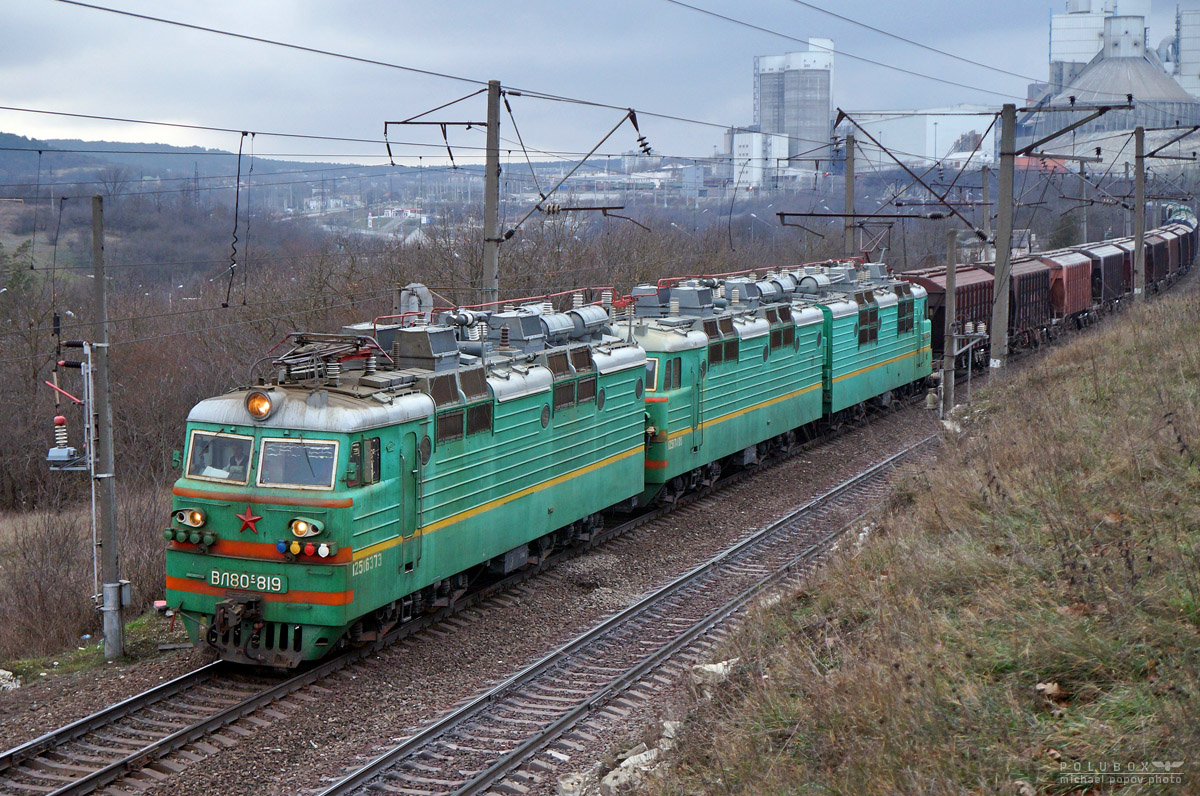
163;259;929;667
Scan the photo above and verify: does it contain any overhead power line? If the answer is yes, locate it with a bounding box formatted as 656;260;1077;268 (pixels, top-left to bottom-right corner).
667;0;1154;105
781;0;1039;83
658;0;1025;100
44;1;831;149
0;104;416;147
52;0;484;87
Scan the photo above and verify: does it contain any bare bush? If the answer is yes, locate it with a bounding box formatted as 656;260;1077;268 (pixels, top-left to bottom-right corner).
0;510;95;660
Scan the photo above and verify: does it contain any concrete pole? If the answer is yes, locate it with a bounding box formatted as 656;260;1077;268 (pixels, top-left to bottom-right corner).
942;230;957;416
92;196;123;661
844;134;855;257
1133;126;1146;300
482;79;501;306
1124;161;1132;236
989;104;1016;370
1079;161;1088;243
981;165;991;261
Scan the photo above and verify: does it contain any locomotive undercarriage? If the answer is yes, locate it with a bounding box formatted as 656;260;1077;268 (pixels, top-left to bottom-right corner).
208;597;317;668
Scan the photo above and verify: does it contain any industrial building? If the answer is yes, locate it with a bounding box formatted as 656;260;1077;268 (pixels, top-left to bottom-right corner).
1046;0;1153;94
716;2;1200;191
1039;0;1200;104
753;41;835;162
1028;11;1200;144
723;41;835;189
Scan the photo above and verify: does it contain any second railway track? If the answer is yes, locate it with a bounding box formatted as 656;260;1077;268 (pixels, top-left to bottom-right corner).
316;434;937;796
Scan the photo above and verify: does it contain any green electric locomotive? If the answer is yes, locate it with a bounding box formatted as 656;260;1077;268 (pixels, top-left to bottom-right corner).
165;260;931;666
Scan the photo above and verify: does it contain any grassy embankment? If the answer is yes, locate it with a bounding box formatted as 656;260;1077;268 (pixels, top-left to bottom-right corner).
652;291;1200;795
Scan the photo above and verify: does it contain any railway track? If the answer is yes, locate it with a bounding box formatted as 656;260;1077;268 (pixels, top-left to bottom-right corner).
315;434;937;796
0;422;933;796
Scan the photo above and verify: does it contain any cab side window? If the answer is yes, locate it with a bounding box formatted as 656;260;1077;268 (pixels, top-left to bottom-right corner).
349;437;381;486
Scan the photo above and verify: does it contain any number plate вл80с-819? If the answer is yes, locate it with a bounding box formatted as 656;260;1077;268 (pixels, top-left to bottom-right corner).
209;570;288;593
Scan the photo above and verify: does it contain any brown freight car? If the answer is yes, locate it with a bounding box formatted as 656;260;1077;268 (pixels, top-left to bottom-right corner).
1111;239;1137;292
977;257;1053;347
1162;228;1182;278
1035;250;1093;320
1145;232;1169;288
1071;243;1125;304
897;265;993;357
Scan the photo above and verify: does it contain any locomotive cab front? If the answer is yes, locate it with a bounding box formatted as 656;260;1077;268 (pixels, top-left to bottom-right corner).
165;384;420;667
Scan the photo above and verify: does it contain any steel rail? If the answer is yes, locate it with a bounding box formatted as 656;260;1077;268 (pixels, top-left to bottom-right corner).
0;661;227;772
317;434;937;796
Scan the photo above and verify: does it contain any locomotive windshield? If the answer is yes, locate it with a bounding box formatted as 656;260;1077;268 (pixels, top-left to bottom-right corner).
186;431;253;484
256;438;339;490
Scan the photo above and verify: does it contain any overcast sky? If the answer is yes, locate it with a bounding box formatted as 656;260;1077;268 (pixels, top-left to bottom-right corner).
0;0;1191;166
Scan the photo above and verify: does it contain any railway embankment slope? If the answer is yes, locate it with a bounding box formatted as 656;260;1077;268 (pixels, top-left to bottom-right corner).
649;291;1200;794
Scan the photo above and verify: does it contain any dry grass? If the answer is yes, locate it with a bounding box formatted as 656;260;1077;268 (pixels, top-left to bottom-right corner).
651;292;1200;795
0;488;170;662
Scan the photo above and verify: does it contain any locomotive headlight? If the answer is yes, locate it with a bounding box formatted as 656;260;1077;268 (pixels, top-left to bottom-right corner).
175;508;206;528
290;518;323;538
245;389;277;421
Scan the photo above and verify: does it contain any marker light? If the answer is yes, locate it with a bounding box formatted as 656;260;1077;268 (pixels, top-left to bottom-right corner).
304;542;316;556
245;390;278;420
290;518;324;538
289;540;301;555
175;508;206;528
276;540;288;554
317;544;330;558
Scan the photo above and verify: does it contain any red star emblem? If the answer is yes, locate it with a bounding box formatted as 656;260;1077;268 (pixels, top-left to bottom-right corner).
235;505;262;534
